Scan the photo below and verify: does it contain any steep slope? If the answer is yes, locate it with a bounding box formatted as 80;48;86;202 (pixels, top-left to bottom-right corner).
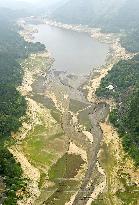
52;0;126;25
101;0;139;31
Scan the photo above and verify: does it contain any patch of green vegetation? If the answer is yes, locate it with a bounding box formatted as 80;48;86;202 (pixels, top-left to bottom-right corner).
25;145;54;167
0;63;27;137
39;173;47;189
48;153;84;181
69;99;88;113
23;125;57;167
116;173;139;205
92;199;106;205
50;110;62;123
101;143;116;179
45;153;84;205
31;94;55;110
78;109;92;131
30;125;48;136
22;124;66;171
44;180;78;205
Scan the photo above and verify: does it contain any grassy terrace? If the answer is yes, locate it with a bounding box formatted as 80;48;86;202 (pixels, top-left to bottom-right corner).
44;154;84;205
69;99;88;113
49;153;84;181
22;122;66;171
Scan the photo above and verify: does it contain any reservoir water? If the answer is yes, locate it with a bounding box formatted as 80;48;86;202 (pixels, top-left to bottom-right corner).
33;24;109;75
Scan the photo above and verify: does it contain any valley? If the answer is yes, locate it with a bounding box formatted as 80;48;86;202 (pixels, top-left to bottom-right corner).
7;18;139;205
0;0;139;204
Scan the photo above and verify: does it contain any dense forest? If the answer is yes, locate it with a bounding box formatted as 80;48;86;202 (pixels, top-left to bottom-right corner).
96;54;139;165
0;9;45;204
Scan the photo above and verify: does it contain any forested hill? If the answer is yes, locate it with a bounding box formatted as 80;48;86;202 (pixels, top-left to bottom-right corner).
52;0;126;26
0;9;45;204
52;0;139;52
51;0;139;30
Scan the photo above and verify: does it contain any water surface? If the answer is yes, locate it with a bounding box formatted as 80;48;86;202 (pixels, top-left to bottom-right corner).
33;24;109;75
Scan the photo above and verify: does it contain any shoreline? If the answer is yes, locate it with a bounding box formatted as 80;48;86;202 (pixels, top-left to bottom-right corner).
19;17;134;78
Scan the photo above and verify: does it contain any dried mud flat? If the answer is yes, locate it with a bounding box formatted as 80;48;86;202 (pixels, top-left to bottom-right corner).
8;18;139;205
